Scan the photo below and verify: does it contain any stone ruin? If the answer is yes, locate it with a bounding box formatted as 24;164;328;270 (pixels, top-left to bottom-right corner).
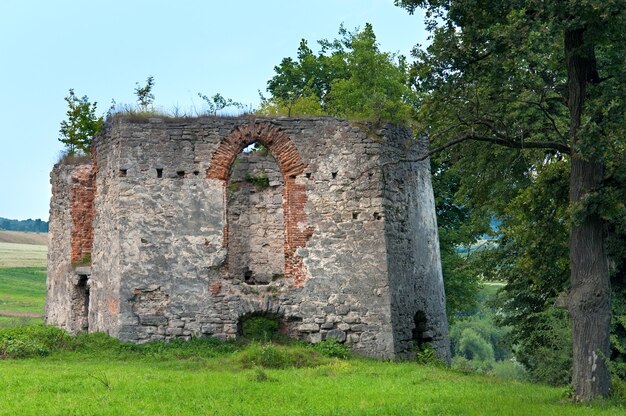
46;115;450;361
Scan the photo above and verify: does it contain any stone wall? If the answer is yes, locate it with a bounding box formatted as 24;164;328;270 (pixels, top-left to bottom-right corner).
47;115;450;360
380;128;451;361
227;149;285;285
46;160;94;333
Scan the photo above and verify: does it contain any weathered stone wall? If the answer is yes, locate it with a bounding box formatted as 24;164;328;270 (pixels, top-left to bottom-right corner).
47;115;450;360
227;149;285;285
46;161;93;333
380;128;451;361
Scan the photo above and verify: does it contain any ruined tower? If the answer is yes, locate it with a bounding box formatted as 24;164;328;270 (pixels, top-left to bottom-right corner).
46;115;450;361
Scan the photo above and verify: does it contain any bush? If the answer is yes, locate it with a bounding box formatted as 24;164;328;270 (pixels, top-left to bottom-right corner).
415;345;445;367
457;328;495;362
0;324;71;359
236;343;324;369
451;356;493;374
491;359;527;381
314;338;351;359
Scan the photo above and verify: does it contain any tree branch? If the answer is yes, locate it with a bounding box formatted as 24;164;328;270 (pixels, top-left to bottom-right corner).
413;133;571;161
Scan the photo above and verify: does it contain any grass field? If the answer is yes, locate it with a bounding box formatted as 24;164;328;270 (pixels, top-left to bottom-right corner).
0;242;47;268
0;267;46;316
0;329;624;416
0;231;47;323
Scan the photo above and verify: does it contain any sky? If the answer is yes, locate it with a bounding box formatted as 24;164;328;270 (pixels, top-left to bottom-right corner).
0;0;426;221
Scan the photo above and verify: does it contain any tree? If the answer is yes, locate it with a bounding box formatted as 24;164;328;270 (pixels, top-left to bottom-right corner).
135;76;155;111
395;0;626;400
198;92;244;115
59;89;103;155
261;24;415;123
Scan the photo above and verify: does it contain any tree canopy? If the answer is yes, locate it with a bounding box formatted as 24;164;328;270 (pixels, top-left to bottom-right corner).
260;24;415;124
395;0;626;400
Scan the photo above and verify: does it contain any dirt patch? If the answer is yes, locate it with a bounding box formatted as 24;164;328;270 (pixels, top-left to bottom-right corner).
0;231;48;246
0;310;44;318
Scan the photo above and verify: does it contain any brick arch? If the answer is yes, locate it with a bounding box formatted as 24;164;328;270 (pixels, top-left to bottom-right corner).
207;122;312;286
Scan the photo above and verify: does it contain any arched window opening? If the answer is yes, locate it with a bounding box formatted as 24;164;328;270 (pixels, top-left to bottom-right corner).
227;142;285;285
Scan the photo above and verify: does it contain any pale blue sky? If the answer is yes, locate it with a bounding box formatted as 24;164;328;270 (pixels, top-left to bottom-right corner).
0;0;426;220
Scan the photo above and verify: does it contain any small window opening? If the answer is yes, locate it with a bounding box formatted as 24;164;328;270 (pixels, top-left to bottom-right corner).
177;170;185;178
119;169;127;177
373;212;382;220
156;168;163;178
73;274;90;331
412;311;433;350
352;212;359;219
331;171;338;179
305;172;312;179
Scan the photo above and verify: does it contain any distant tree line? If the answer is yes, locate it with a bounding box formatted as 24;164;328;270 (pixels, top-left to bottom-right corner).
0;217;48;233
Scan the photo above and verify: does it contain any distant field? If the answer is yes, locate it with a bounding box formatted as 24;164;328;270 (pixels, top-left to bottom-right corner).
0;231;48;321
0;241;47;268
0;230;47;246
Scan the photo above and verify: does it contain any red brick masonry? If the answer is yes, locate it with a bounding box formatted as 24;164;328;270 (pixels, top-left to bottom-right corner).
207;122;313;286
70;163;95;264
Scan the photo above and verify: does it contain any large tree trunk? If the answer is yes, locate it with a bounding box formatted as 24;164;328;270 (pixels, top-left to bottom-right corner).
565;28;611;401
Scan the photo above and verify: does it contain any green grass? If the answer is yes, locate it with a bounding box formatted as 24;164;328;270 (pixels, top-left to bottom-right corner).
0;316;42;328
0;327;624;415
0;242;47;268
0;262;623;414
0;267;46;314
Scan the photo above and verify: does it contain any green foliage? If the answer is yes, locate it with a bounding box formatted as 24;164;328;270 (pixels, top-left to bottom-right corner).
134;76;155;111
0;217;48;233
240;315;281;342
515;307;573;386
197;92;244;115
456;328;495;362
450;313;511;362
257;92;324;117
313;338;351;359
0;324;71;358
415;344;445;367
59;89;103;155
431;160;491;321
396;0;626;398
491;359;528;381
244;173;270;189
261;23;415;124
235;342;324;369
